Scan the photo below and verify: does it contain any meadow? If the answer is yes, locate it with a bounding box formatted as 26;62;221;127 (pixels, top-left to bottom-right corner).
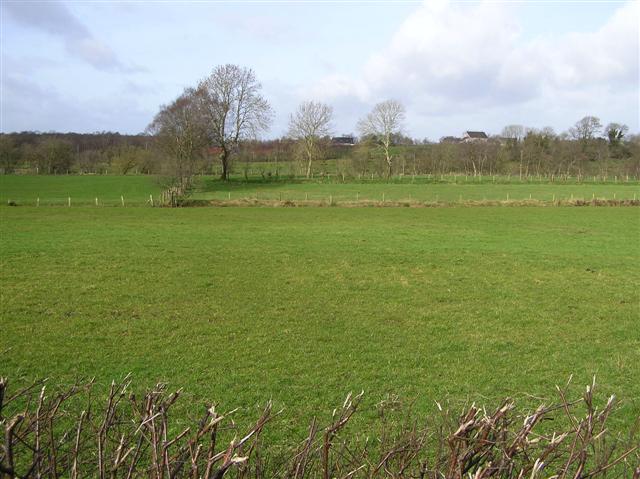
1;199;639;438
192;176;640;203
0;174;162;206
1;174;639;206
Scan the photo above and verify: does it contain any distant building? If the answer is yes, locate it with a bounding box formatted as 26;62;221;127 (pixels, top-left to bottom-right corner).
332;135;356;146
462;131;489;142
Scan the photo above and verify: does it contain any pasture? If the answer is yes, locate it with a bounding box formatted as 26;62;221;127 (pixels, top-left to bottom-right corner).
1;202;639;436
193;176;640;203
0;174;162;206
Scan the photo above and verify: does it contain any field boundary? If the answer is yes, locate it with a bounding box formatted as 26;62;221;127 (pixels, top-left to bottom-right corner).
177;198;640;208
5;198;639;208
1;377;638;478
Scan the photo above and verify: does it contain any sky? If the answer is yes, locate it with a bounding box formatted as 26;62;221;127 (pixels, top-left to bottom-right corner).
1;0;638;140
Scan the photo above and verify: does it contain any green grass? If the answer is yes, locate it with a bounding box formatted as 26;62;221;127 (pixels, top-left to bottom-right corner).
1;206;639;437
192;176;640;202
0;175;163;206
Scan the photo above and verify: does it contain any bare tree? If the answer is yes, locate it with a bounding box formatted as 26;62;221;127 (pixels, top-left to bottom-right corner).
195;64;273;180
540;126;557;138
357;100;406;178
500;124;525;142
288;101;333;178
569;116;603;141
147;88;207;185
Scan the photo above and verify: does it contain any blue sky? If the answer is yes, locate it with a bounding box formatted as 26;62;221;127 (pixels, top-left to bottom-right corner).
1;1;638;140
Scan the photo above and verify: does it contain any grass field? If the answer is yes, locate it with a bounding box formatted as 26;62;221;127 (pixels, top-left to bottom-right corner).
0;175;162;206
1;175;638;207
192;176;640;203
2;205;639;437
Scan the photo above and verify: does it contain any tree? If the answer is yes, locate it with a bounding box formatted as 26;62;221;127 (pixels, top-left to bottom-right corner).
110;145;154;175
540;126;556;139
37;139;73;174
522;129;553;176
501;125;526;168
604;123;630;159
0;136;19;173
604;123;629;145
501;125;525;143
357;100;405;178
147;88;208;184
569;116;602;141
288;101;333;178
195;64;273;180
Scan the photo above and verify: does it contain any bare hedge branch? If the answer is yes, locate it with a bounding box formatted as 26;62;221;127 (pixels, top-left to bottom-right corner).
0;377;638;478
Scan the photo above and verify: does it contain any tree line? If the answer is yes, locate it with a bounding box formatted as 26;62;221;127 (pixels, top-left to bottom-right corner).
1;64;638;181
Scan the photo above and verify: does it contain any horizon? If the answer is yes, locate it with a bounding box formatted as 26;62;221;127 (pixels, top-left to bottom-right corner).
1;0;638;139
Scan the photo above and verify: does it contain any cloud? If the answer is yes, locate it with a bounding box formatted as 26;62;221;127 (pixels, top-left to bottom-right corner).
2;1;137;72
305;0;639;134
1;68;154;133
501;1;638;92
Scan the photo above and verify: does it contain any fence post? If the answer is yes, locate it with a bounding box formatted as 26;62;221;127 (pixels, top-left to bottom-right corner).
150;194;154;207
121;195;125;207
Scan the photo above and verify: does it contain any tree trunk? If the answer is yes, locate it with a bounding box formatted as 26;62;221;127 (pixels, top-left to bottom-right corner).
384;146;392;178
220;149;229;181
306;156;312;179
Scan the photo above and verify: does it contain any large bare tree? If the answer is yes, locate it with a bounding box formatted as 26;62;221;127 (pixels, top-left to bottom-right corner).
357;100;405;178
196;64;272;180
569;116;602;141
288;101;333;178
146;88;207;185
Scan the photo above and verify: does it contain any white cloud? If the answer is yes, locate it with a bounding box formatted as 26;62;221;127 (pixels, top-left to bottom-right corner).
305;0;639;135
506;1;638;91
2;1;139;72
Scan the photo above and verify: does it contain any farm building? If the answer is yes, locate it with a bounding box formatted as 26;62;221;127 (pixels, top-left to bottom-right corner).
462;131;489;142
331;135;356;146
